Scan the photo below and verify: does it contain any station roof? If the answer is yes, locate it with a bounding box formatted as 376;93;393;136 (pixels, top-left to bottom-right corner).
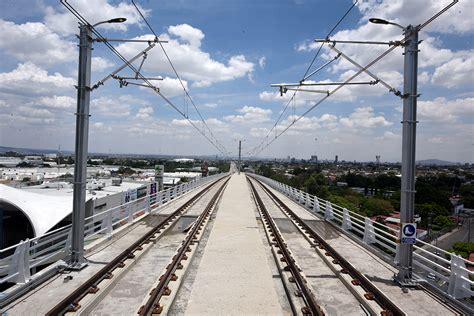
0;180;147;238
0;183;71;237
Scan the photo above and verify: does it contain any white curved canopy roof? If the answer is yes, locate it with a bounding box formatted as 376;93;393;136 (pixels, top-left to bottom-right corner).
0;184;72;237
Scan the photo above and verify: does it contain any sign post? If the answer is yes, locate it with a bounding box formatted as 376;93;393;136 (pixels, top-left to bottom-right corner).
401;223;417;245
155;165;164;191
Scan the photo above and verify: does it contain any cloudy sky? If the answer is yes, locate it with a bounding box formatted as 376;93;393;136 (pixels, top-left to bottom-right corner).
0;0;472;162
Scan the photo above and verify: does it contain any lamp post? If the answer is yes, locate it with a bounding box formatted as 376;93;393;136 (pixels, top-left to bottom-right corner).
370;18;420;284
70;18;126;269
238;140;242;174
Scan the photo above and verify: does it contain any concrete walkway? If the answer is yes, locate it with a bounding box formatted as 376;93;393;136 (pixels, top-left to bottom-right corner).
184;174;284;315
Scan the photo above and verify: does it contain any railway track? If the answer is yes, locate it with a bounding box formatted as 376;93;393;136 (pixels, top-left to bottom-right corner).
247;175;405;316
248;177;324;316
137;176;229;315
46;176;229;316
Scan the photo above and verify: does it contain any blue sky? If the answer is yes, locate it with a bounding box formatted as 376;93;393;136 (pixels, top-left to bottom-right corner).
0;0;472;162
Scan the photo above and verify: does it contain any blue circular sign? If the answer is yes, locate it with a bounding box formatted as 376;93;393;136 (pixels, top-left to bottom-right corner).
403;224;416;237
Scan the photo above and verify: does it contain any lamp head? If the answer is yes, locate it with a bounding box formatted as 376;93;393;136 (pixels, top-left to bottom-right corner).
369;18;389;25
107;17;127;23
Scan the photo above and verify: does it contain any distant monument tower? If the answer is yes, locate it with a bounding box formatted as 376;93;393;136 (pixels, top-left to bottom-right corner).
335;155;338;164
376;155;381;165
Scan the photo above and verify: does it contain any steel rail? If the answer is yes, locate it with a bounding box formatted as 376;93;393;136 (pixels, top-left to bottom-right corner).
251;175;405;316
46;176;228;316
138;177;230;315
247;177;324;316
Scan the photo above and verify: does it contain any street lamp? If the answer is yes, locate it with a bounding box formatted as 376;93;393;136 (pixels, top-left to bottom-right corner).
369;18;405;30
235;139;246;175
370;17;420;285
70;17;126;270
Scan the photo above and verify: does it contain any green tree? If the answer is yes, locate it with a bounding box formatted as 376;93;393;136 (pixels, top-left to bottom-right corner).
432;215;453;231
460;184;474;208
363;198;394;217
415;203;449;228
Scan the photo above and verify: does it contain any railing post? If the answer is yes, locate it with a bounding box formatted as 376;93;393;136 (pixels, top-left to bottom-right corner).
145;195;151;213
8;239;31;284
342;208;352;231
394;244;400;264
297;190;303;204
65;229;72;250
172;186;178;199
363;218;376;244
313;197;320;213
447;254;470;299
154;191;160;208
305;193;311;208
128;201;134;223
325;201;334;221
106;212;113;238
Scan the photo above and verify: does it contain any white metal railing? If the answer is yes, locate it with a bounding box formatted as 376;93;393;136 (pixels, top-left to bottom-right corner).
252;174;474;301
0;172;227;286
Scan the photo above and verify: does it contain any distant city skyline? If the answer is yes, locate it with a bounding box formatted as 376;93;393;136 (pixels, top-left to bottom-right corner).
0;0;472;162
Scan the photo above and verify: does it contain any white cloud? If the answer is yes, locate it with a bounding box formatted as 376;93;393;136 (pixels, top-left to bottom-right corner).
136;106;154;119
17;106;54;119
204;102;218;108
37;95;76;109
427;136;445;144
43;0;148;35
0;62;75;97
171;118;195;127
418;97;474;122
418;71;431;84
250;127;269;138
92;57;114;72
224;106;272;123
259;56;266;69
376;131;400;141
339;107;392;129
116;24;254;87
0;100;9;109
91;95;150;118
158;77;188;97
0;19;76;66
171;117;230;137
431;55;474;88
168;24;205;48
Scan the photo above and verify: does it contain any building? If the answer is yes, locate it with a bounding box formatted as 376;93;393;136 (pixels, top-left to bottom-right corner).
0;179;151;250
0;157;22;167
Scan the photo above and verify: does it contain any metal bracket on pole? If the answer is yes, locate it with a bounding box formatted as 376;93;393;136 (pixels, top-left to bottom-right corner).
91;42;157;90
327;43;403;97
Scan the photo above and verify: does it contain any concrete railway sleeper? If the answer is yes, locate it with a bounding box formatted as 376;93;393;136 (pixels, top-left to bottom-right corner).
137;177;230;315
249;175;405;316
247;177;325;316
45;176;230;316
